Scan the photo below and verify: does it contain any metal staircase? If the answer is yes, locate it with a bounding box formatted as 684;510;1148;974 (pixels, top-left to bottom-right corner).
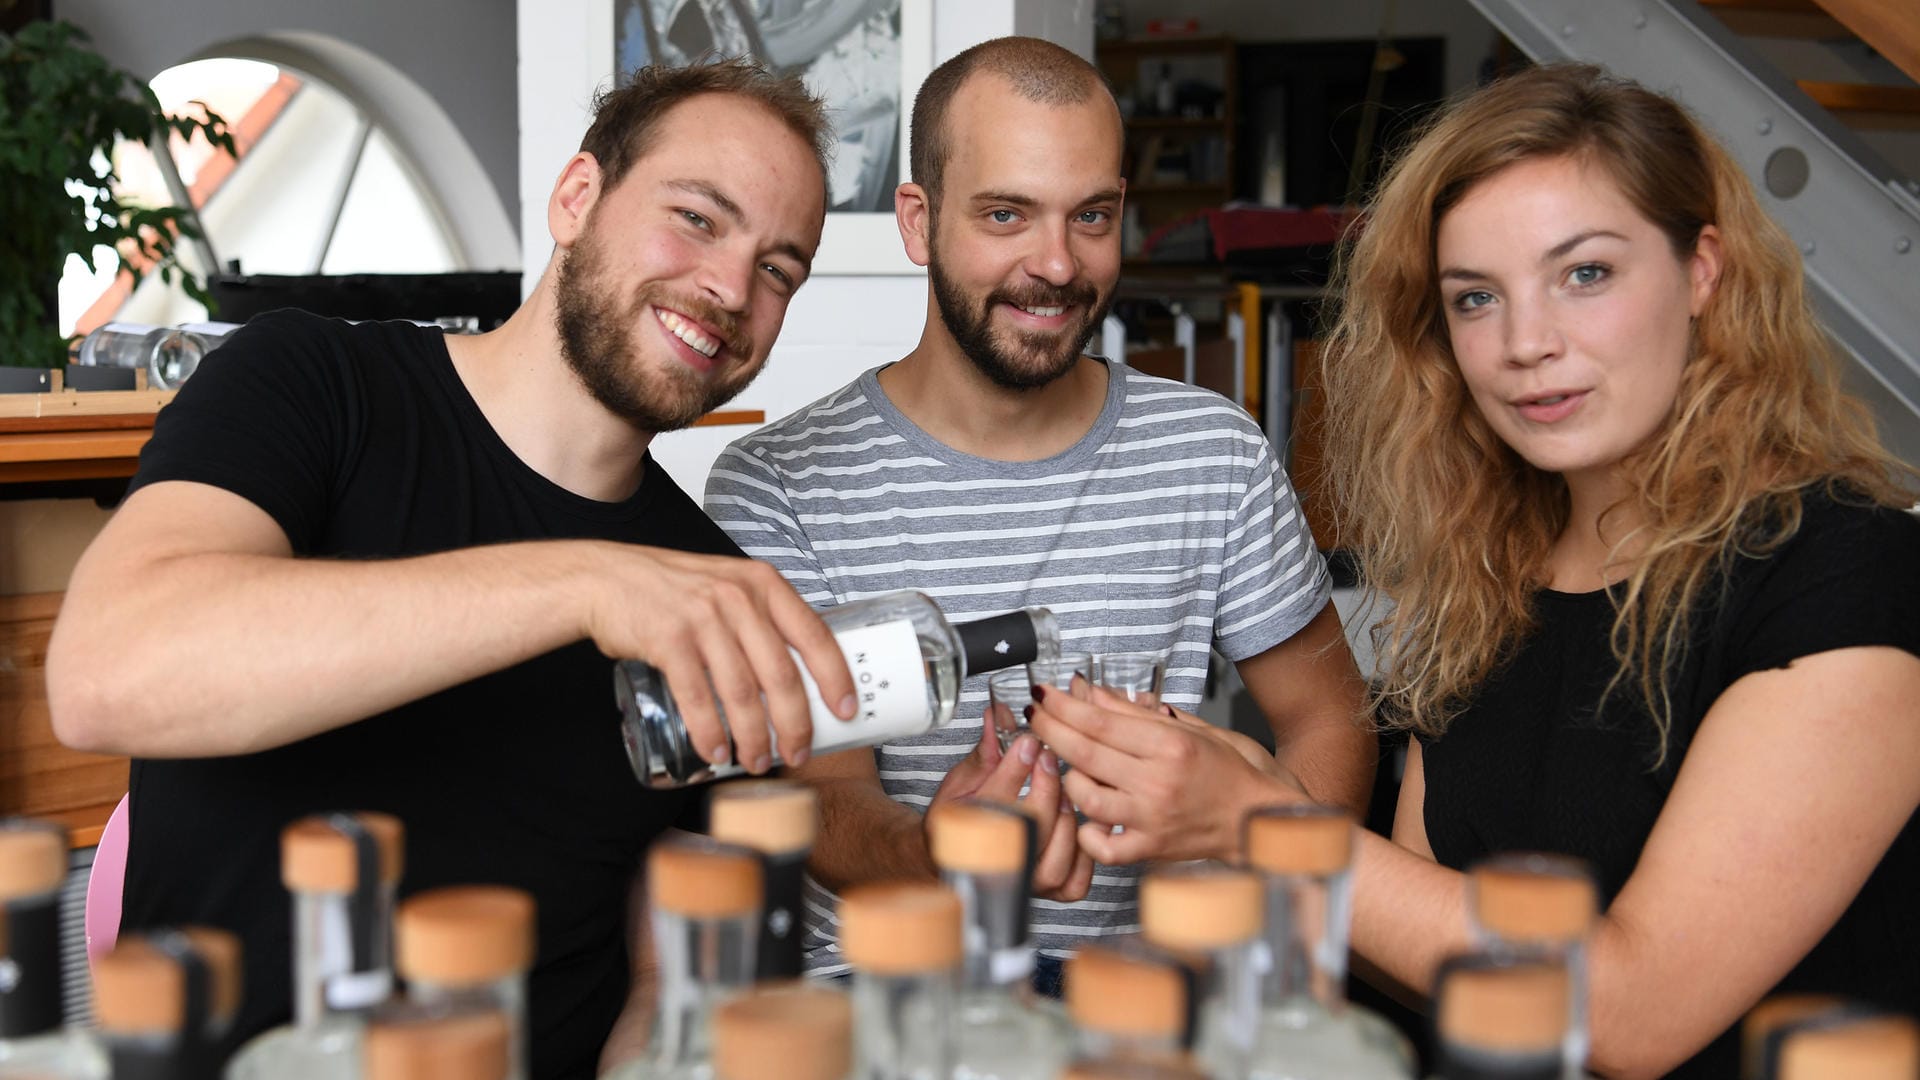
1464;0;1920;467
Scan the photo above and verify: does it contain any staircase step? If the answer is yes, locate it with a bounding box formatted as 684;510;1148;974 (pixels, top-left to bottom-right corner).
1798;80;1920;129
1699;0;1850;40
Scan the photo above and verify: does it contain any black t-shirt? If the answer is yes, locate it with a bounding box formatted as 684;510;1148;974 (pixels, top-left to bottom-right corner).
119;309;735;1079
1420;487;1920;1078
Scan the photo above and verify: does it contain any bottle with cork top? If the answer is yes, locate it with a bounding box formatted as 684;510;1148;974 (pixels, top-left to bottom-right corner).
92;927;243;1080
926;798;1071;1079
1061;938;1204;1078
225;811;405;1079
707;780;816;980
395;886;535;1080
1139;861;1264;1077
1761;1008;1920;1080
1431;950;1572;1080
710;985;852;1080
604;832;764;1079
1242;805;1412;1079
0;819;107;1078
1464;853;1597;1079
618;591;1059;787
363;1003;512;1080
840;880;964;1079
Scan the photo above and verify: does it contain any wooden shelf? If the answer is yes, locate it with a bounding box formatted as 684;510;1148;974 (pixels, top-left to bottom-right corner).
1130;182;1231;195
1798;80;1920;129
1098;35;1236;56
1126;116;1227;129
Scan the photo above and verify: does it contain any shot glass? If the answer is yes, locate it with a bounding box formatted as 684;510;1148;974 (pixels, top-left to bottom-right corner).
1026;651;1094;701
987;669;1037;754
1093;651;1167;707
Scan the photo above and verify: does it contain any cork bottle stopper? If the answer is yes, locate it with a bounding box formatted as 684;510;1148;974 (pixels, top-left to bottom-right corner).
1244;806;1354;876
1065;942;1187;1039
648;834;764;919
365;1008;511;1080
710;780;818;857
1777;1015;1920;1080
282;812;405;894
92;927;243;1035
1436;960;1570;1054
927;800;1029;875
1469;859;1597;946
0;819;67;900
711;984;853;1080
838;882;963;975
397;886;536;985
1744;994;1845;1075
1139;863;1262;952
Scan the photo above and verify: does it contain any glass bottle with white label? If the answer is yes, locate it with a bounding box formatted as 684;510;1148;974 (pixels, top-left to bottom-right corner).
1062;938;1205;1078
707;780;816;981
0;819;108;1079
618;591;1058;788
225;812;404;1079
1244;805;1413;1080
394;886;535;1080
93;926;243;1080
1433;950;1573;1080
1139;862;1265;1080
603;831;764;1079
927;800;1072;1080
1465;853;1597;1080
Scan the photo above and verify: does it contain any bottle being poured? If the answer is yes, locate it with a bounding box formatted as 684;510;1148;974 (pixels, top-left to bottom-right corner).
616;590;1058;788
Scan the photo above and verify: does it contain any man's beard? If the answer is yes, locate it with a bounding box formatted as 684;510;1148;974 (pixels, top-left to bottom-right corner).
553;227;760;433
928;237;1114;392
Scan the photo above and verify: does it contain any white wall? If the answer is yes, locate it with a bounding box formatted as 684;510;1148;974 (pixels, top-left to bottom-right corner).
517;0;1094;495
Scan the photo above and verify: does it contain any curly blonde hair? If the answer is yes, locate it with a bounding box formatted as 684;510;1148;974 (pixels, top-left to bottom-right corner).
1317;63;1910;763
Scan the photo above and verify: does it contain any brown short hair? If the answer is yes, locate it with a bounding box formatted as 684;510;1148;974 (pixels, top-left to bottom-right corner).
581;56;833;197
909;36;1113;210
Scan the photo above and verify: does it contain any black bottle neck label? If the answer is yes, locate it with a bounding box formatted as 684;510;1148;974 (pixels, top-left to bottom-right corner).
955;611;1043;677
0;898;62;1039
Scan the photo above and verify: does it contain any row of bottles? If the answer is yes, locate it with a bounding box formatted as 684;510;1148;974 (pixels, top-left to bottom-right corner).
8;778;1918;1079
0;813;529;1079
605;783;1920;1080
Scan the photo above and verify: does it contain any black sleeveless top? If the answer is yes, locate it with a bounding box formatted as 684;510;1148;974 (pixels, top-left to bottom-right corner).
1420;487;1920;1078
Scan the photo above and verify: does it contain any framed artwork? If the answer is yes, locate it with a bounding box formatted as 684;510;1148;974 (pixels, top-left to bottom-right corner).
615;0;933;275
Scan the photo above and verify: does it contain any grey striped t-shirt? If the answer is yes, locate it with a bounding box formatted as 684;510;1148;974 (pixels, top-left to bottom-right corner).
703;361;1330;974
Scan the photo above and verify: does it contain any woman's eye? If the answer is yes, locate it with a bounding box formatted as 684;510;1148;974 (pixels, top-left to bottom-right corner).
1453;290;1494;311
1569;263;1608;287
680;209;711;231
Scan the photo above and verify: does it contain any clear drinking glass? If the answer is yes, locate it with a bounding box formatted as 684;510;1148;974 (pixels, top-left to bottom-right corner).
987;669;1036;754
1093;652;1167;707
1027;652;1093;699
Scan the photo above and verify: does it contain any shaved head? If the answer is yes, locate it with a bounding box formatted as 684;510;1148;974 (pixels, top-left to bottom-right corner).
910;36;1116;211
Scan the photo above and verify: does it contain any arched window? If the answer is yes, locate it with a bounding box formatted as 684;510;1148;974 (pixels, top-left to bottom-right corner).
61;53;499;336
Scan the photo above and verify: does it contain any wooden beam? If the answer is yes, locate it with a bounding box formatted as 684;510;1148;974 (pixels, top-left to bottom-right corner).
1813;0;1920;85
1798;80;1920;129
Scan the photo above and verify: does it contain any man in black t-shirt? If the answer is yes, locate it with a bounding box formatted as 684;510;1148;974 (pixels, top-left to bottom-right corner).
46;59;857;1079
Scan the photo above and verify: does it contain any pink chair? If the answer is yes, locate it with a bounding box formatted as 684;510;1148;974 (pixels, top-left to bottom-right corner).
85;794;130;965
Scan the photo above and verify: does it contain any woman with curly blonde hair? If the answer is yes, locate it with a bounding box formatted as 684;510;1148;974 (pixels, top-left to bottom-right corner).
1309;62;1920;1076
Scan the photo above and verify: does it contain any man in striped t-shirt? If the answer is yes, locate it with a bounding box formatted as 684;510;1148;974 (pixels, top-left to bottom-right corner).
703;37;1373;983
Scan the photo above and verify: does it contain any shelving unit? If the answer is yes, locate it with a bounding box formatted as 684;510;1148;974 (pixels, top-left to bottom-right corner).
1096;35;1238;254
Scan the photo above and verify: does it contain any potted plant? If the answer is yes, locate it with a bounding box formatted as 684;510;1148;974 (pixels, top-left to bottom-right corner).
0;18;232;373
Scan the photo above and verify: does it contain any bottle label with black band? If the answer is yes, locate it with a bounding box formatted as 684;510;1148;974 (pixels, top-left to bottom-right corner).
0;898;62;1039
756;852;807;981
956;610;1043;677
